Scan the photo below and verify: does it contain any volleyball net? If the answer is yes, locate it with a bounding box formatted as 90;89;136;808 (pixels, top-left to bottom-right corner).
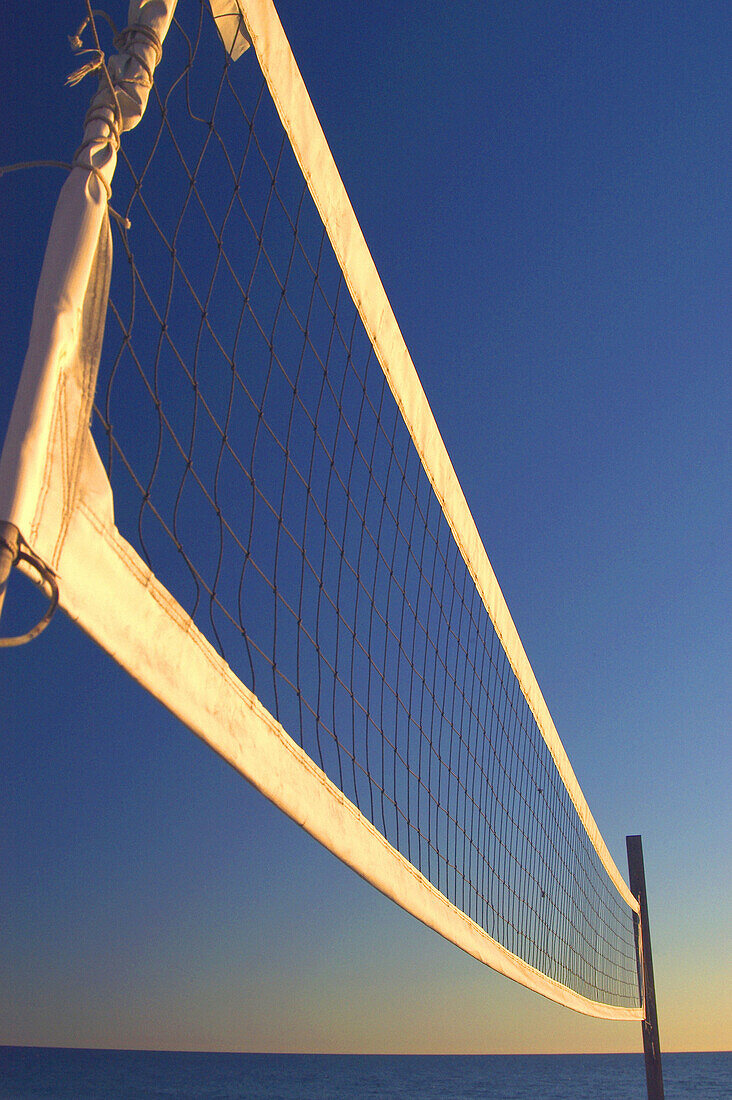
0;0;643;1019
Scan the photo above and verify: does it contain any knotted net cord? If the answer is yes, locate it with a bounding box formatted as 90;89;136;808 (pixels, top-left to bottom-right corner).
89;0;640;1011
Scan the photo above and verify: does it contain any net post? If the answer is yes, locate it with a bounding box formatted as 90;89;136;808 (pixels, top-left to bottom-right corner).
0;521;20;624
626;834;665;1099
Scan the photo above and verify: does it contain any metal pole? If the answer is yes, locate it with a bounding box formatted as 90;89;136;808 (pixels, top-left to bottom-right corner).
0;521;20;624
626;834;665;1100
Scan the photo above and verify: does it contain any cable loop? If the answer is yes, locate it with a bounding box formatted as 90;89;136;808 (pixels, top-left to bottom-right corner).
70;8;119;49
0;536;59;648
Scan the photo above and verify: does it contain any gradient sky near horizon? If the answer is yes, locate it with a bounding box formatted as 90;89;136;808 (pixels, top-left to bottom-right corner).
1;0;730;1056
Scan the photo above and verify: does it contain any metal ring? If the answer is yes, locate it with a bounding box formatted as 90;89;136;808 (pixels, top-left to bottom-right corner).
0;545;59;648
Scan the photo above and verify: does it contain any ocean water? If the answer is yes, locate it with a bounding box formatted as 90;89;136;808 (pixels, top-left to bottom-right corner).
0;1048;728;1099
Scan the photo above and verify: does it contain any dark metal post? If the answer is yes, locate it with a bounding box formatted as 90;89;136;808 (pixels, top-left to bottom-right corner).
626;834;664;1100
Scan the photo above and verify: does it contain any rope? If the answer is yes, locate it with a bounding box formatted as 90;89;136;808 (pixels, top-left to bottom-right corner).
0;160;73;177
0;7;163;229
0;160;130;230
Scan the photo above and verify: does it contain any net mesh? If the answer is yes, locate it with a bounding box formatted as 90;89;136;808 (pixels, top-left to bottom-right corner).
89;0;639;1010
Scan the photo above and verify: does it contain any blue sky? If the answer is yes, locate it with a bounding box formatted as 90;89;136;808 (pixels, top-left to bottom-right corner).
1;0;730;1053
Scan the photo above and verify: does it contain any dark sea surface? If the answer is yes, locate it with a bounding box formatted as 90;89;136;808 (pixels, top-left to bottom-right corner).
0;1048;728;1099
